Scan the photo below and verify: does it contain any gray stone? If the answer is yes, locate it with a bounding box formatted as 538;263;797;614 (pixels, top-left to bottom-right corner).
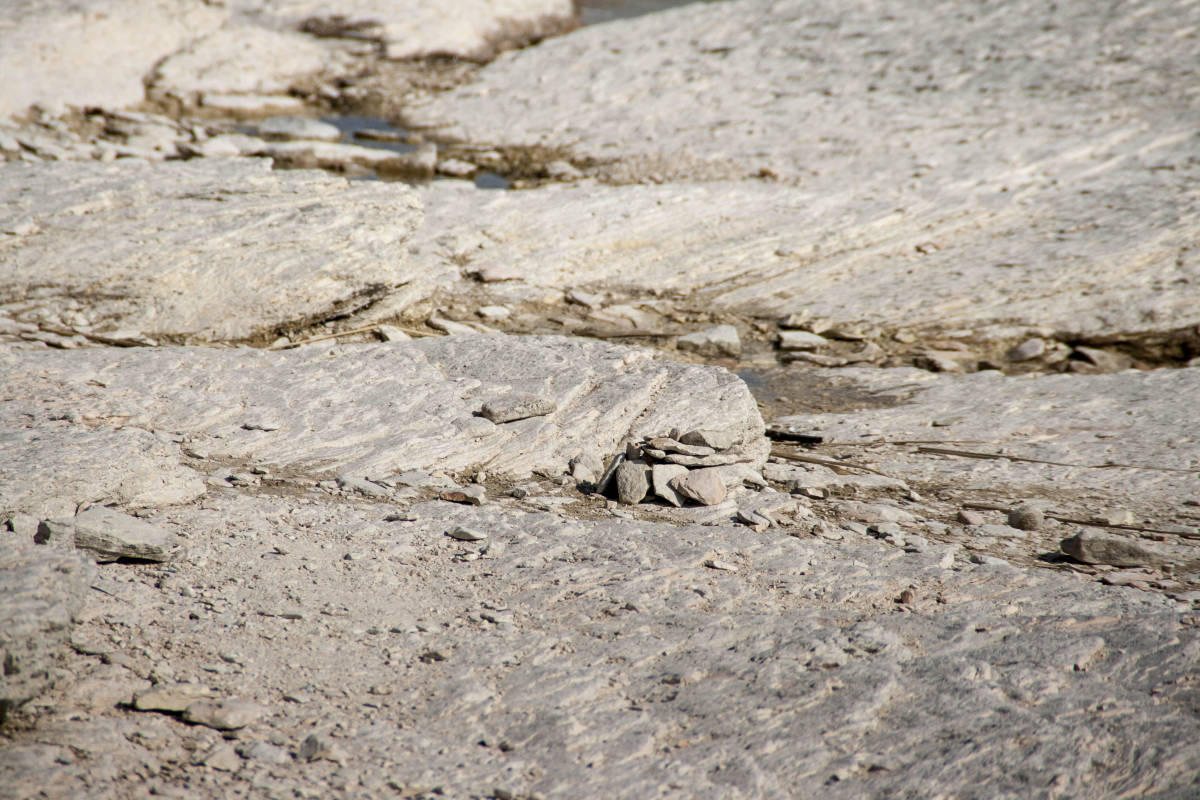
643;437;714;457
182;699;266;731
236;739;292;765
480;394;558;424
1060;529;1177;567
132;684;216;714
1007;505;1045;531
0;539;95;726
615;460;650;505
777;330;829;351
1008;338;1047;362
677;429;740;451
676;325;741;358
668;468;727;506
650;463;688;507
957;509;985;526
255;117;342;142
37;507;180;563
336;476;392;499
198;93;306;115
447;526;488;542
440;485;487;506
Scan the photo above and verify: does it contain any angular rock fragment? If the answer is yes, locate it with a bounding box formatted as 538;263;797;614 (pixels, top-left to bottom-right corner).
676;325;741;358
36;507;180;563
447;526;488;542
1060;530;1176;567
651;464;689;507
669;468;727;506
479;394;558;424
440;486;487;506
1007;505;1045;532
182;699;266;731
678;429;740;451
132;683;216;713
778;330;828;351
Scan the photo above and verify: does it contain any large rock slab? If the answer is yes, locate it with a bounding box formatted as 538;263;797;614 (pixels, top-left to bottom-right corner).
406;0;1200;336
0;0;227;119
0;159;428;342
0;336;765;496
0;538;95;727
411;176;1200;337
772;365;1200;521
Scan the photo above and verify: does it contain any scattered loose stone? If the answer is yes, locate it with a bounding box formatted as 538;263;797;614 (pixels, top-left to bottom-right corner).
438;158;478;178
616;460;651;505
703;558;738;571
201;93;306;115
1060;529;1173;567
201;742;243;772
479;394;557;423
651;464;689;507
376;325;410;342
957;509;985;526
237;740;291;765
447;526;488;542
669;468;727;506
182;699;265;731
677;324;741;358
132;683;216;713
336;476;392;499
255;116;341;142
440;486;487;506
914;354;963;373
298;732;345;764
645;437;715;457
1008;337;1047;361
777;330;828;351
1007;505;1045;531
36;507;180;562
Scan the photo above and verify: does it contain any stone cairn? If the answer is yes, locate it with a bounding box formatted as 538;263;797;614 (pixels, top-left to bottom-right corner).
588;428;750;508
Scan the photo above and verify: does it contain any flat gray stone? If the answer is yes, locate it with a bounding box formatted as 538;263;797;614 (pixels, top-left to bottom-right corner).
677;325;741;359
1060;529;1185;568
37;507;181;562
0;159;424;342
255;116;343;142
182;699;265;731
778;330;829;351
479;394;558;424
132;683;216;714
669;467;727;506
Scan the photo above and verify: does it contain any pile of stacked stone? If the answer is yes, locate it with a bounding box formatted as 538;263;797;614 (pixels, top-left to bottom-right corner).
597;428;753;507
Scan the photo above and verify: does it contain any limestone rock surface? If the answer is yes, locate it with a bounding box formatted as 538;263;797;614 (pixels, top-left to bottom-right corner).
0;0;227;119
0;336;765;493
0;538;95;727
0;159;427;342
773;366;1200;523
405;0;1200;335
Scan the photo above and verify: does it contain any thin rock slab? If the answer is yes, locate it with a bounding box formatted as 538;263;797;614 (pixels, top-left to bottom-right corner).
651;463;689;507
36;507;181;563
1060;529;1189;568
182;699;266;731
669;467;727;506
479;394;557;424
0;159;426;342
